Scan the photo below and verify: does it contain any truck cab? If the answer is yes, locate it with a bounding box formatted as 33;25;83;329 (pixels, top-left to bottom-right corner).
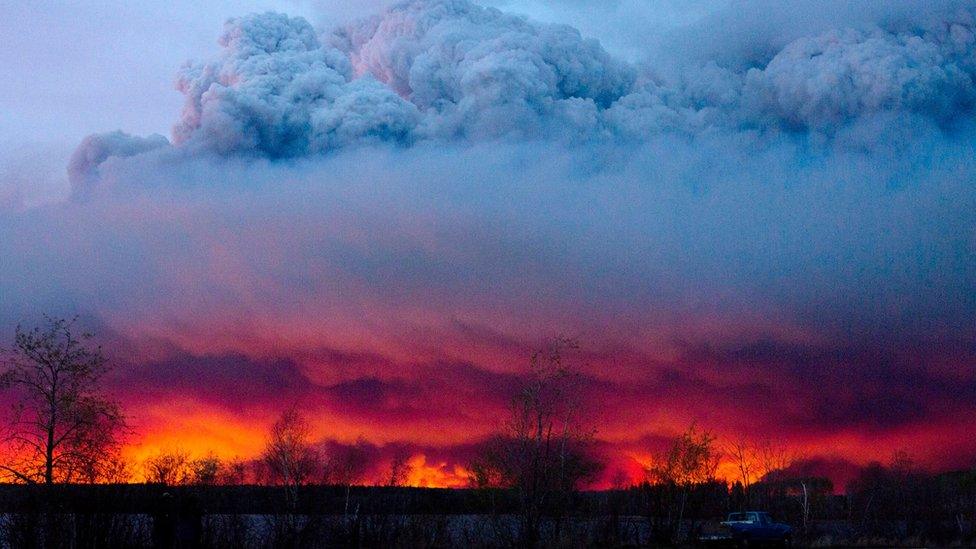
698;511;792;547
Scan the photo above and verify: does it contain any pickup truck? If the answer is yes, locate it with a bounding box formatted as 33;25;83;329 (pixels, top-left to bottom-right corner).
697;511;792;547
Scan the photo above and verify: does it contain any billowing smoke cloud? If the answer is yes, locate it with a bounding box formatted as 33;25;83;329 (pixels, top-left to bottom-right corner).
68;0;976;185
171;11;418;158
742;23;976;130
6;0;976;484
331;0;635;137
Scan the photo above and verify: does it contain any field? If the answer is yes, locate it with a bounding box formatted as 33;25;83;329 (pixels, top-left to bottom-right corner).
1;483;974;547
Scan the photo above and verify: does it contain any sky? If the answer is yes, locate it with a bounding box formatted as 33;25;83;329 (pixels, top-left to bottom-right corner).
1;0;976;489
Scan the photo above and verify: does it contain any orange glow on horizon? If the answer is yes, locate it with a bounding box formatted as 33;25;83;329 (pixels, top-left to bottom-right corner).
111;398;976;489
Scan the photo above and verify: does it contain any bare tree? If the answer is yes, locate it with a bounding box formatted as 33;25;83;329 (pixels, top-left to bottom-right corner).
755;438;795;483
650;424;721;487
190;452;223;485
648;423;721;542
143;448;191;485
726;437;805;520
468;437;511;489
144;450;231;485
0;317;126;484
219;457;249;485
263;408;321;489
324;437;370;518
725;436;757;497
747;438;810;528
469;338;601;547
260;408;322;543
387;450;412;487
98;454;134;484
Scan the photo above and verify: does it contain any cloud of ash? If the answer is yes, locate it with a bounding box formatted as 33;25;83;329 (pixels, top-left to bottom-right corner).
6;0;976;478
68;0;976;172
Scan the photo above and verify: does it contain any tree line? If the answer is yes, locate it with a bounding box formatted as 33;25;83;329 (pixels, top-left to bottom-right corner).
3;317;976;547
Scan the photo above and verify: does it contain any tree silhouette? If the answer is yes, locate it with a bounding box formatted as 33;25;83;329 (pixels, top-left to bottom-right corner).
323;436;369;518
189;452;224;485
0;317;126;484
387;450;412;487
725;436;757;502
647;423;720;542
470;338;601;547
262;408;320;491
143;448;191;485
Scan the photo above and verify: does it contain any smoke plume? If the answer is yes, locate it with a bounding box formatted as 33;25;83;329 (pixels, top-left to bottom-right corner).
5;0;976;483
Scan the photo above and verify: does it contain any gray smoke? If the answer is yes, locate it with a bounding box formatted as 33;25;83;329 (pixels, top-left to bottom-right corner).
172;11;418;158
67;0;976;187
6;0;976;465
331;0;636;138
68;131;169;197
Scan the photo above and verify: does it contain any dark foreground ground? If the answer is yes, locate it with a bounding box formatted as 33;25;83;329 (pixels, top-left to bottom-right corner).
0;484;974;547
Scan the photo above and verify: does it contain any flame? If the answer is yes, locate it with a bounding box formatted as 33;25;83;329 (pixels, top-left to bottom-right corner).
403;454;471;488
